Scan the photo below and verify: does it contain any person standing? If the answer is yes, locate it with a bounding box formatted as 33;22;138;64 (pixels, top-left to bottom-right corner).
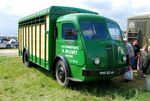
132;39;141;70
140;44;149;66
123;38;134;67
142;46;150;74
123;38;134;81
137;44;148;77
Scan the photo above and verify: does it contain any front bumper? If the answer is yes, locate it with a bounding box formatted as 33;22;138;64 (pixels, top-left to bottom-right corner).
82;66;128;76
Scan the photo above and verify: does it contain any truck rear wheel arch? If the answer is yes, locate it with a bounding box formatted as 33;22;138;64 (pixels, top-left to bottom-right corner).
52;56;71;78
22;48;28;63
22;48;31;67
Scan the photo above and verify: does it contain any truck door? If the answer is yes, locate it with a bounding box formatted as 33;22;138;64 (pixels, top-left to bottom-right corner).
56;22;85;67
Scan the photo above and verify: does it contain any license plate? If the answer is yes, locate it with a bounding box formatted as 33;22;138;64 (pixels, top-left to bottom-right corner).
99;71;114;75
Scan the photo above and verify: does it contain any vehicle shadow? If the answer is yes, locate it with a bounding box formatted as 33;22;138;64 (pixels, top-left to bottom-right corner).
31;63;54;78
70;79;139;100
32;64;145;100
71;80;136;100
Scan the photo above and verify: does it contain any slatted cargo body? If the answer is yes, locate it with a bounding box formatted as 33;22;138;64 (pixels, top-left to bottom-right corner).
18;15;49;69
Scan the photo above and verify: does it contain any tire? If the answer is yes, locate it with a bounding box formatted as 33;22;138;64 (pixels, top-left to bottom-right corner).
6;44;11;49
23;51;31;67
55;59;70;87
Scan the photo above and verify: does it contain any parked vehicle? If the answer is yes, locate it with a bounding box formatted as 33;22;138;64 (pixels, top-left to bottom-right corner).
11;41;19;48
0;39;18;49
18;6;127;86
8;39;19;48
0;41;12;48
127;14;150;47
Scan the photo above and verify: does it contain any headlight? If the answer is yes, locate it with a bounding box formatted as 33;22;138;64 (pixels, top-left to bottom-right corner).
122;55;127;62
94;57;100;65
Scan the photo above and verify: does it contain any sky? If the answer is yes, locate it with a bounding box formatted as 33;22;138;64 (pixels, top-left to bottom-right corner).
0;0;150;36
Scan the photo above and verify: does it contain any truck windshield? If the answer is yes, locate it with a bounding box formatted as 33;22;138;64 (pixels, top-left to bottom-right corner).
80;21;109;40
107;22;122;40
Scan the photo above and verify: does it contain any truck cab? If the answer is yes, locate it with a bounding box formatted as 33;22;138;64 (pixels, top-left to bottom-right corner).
55;13;127;85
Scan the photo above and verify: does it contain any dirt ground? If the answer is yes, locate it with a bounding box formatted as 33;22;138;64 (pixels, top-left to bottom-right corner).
0;49;18;57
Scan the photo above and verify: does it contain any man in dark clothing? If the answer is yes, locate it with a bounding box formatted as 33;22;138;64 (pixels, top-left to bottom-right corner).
132;40;140;70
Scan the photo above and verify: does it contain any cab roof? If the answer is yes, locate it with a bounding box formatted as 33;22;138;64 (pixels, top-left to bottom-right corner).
57;13;117;24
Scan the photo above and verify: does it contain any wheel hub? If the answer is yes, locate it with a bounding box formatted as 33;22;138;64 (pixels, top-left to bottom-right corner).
57;66;65;82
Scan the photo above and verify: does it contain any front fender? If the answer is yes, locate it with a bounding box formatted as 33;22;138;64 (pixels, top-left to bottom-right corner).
52;55;71;77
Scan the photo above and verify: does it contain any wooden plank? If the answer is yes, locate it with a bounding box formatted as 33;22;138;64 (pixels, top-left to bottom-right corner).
36;25;40;57
46;15;49;31
25;27;27;47
35;25;37;62
23;27;26;47
32;26;35;56
22;28;24;50
28;26;30;53
21;28;23;51
19;28;22;51
26;27;28;48
39;24;41;65
18;28;22;50
29;26;32;54
18;28;20;50
41;24;45;59
31;25;33;60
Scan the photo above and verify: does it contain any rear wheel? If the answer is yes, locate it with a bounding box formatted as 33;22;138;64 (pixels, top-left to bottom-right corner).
23;51;31;67
55;60;70;87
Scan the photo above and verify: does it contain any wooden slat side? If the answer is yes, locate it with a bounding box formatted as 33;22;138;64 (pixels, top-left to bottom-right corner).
32;26;35;56
41;24;45;59
36;25;40;57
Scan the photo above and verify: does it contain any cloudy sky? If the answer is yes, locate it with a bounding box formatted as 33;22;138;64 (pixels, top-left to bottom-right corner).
0;0;150;36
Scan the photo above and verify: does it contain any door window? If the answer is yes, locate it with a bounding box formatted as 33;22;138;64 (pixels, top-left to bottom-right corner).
62;23;77;40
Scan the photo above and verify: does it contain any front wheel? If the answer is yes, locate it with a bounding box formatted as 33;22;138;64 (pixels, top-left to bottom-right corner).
55;60;70;87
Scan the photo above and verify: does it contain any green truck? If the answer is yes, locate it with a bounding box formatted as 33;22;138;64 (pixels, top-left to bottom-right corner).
18;6;127;86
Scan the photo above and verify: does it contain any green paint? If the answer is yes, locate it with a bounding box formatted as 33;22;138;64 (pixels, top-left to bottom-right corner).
29;54;49;70
56;13;127;81
18;6;127;83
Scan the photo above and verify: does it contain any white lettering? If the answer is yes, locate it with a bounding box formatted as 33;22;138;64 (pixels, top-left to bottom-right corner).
65;45;79;50
65;49;78;55
65;54;73;58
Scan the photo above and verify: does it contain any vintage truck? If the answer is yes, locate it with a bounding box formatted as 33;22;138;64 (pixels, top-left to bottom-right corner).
18;6;127;86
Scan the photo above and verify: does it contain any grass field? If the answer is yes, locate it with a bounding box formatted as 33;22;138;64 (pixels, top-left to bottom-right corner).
0;56;150;101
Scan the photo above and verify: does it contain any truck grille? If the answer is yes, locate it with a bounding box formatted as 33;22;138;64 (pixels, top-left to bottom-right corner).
114;44;118;66
106;45;113;69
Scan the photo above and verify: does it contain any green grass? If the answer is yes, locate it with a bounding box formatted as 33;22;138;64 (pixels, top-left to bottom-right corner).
0;56;150;101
